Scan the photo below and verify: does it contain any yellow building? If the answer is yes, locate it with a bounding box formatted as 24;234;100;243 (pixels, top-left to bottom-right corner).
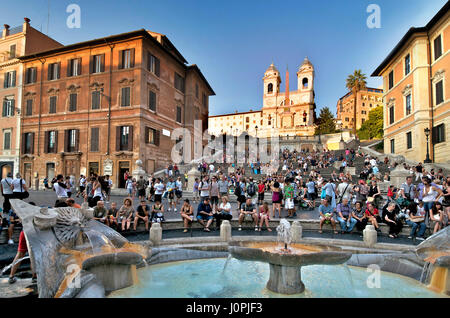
372;1;449;164
336;87;383;131
209;57;317;138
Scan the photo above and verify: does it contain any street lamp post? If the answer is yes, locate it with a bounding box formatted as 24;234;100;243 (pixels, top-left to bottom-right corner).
424;128;432;163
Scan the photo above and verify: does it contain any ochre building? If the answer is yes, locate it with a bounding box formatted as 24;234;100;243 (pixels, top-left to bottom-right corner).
336;87;383;131
209;57;317;138
372;2;449;164
0;18;61;179
19;29;214;188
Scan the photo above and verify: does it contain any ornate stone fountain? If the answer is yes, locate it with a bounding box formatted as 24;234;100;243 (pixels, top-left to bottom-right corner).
228;219;352;294
9;199;149;298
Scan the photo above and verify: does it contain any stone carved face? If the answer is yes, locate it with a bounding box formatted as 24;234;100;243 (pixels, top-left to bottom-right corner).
54;207;89;246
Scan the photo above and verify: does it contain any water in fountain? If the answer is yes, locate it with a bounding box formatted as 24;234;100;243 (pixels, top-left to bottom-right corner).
340;264;356;297
83;229;115;254
221;255;233;276
1;256;30;275
276;219;292;253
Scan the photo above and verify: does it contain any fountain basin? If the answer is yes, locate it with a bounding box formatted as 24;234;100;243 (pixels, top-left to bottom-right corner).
81;252;143;293
228;241;352;294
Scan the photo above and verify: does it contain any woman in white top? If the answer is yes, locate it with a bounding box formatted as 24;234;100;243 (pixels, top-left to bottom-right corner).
12;173;28;200
214;196;232;229
422;177;443;220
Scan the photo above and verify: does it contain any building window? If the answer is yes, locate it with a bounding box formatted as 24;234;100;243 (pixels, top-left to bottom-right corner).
119;49;135;69
345;117;349;122
404;54;411;76
406;131;412;149
389;106;394;125
2;99;15;117
24;132;34;154
67;58;81;77
3;71;16;88
9;45;16;59
302;78;308;88
64;129;78;152
45;130;57;153
25;67;37;84
268;83;273;93
91;91;101;110
147;53;160;76
176;106;182;124
145;127;159;145
390;139;395;154
361;118;365;124
91;54;105;73
118;126;133;151
174;72;185;92
405;94;412;116
432;124;445;144
202;93;207;108
434;35;442;61
90;127;99;152
388;70;394;90
48;62;60;80
69;93;77;112
49;96;57;114
3;131;11;150
121;87;131;107
25;99;33;116
149;90;156;112
435;80;444;105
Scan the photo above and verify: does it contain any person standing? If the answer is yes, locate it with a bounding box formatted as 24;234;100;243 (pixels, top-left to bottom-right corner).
218;175;229;199
136;176;147;201
166;177;177;212
257;179;265;206
76;175;86;198
12;173;28;200
199;175;210;202
1;172;14;215
105;175;113;202
193;178;200;203
153;178;165;203
283;178;295;218
175;176;184;206
209;176;220;213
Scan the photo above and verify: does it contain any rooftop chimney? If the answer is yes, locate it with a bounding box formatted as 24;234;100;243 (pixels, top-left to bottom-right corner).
23;17;30;33
3;24;10;38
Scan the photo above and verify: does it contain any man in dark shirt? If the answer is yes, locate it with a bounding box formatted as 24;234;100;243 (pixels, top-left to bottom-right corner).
134;200;150;231
238;198;258;231
197;197;213;232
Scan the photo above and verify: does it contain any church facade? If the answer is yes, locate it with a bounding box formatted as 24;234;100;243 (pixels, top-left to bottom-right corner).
209;57;317;138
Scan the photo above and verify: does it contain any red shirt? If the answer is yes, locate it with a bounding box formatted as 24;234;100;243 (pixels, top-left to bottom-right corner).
365;208;379;217
258;184;265;193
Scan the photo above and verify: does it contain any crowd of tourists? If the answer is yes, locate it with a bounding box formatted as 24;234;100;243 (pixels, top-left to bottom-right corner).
2;148;450;285
2;149;450;246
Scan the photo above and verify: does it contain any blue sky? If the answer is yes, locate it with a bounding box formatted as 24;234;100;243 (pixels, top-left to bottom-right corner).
1;0;447;115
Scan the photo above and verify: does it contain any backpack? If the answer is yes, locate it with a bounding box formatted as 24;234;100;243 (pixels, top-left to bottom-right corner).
247;183;256;196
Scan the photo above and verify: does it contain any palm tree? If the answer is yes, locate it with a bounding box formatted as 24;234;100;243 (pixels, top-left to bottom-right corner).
346;70;367;137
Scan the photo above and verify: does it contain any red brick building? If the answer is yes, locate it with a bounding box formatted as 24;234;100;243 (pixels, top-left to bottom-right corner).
19;29;214;188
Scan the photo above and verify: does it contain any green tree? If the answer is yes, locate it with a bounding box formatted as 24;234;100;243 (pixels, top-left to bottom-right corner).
315;107;337;135
357;105;383;140
346;70;367;136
